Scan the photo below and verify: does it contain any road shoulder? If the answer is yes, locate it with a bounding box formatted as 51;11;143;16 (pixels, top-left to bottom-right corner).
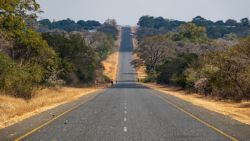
143;83;250;125
142;83;250;141
0;89;104;141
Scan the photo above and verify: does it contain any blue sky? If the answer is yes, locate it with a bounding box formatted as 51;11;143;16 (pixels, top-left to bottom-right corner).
37;0;250;25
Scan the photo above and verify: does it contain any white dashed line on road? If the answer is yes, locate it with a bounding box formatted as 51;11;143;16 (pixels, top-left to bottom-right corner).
123;99;128;133
124;127;127;132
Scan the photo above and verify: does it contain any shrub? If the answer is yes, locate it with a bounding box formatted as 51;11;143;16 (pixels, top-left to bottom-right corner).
143;73;156;83
187;37;250;100
0;53;44;98
156;53;198;88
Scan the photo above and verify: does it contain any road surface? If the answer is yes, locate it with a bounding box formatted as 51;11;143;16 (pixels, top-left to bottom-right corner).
0;27;250;141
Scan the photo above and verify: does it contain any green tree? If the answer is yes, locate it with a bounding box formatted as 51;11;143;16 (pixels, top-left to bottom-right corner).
42;33;100;84
156;53;198;88
179;23;208;43
0;0;59;98
240;18;250;27
225;19;238;26
137;16;155;28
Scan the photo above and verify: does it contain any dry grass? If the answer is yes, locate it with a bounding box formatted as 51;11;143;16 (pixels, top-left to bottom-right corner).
144;83;250;125
0;87;101;129
133;53;147;80
102;52;119;80
102;27;122;81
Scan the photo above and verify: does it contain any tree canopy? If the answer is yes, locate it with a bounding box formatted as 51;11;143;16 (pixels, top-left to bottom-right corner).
137;15;250;39
0;0;118;99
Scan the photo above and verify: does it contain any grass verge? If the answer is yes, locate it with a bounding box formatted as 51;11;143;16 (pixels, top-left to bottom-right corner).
143;83;250;125
102;26;121;81
0;87;102;129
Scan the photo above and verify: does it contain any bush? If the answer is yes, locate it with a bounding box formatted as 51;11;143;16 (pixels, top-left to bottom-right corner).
156;53;198;88
42;33;101;84
143;73;156;83
0;53;44;98
186;37;250;100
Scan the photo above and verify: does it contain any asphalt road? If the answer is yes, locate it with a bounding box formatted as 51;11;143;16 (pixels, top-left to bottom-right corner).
1;27;250;141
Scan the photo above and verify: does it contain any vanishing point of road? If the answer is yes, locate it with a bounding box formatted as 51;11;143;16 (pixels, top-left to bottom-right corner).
0;27;250;141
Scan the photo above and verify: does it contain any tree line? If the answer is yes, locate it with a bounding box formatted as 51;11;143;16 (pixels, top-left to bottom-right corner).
0;0;118;99
38;18;118;39
38;19;101;32
137;15;250;40
134;17;250;101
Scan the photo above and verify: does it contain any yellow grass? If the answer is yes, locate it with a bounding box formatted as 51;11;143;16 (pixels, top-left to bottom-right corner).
102;27;122;81
144;83;250;125
102;52;119;81
133;53;147;80
0;87;101;129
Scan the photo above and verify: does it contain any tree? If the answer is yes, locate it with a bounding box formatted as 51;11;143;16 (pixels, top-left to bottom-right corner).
137;15;155;28
51;18;81;32
154;17;168;29
225;19;238;26
42;32;101;83
39;19;52;29
104;19;117;27
77;20;86;27
179;23;208;43
192;16;206;26
215;20;224;26
240;18;250;27
98;20;118;39
157;53;198;88
77;20;101;30
0;52;44;98
192;16;214;27
0;0;40;17
0;0;59;98
136;35;176;74
84;32;114;60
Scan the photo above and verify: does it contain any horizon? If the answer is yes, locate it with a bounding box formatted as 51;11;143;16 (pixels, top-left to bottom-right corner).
38;15;248;26
37;0;250;26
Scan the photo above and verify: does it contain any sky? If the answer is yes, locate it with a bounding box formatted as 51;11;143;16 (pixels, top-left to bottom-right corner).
36;0;250;25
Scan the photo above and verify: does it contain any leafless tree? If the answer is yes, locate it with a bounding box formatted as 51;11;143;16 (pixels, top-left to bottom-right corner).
136;35;176;73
